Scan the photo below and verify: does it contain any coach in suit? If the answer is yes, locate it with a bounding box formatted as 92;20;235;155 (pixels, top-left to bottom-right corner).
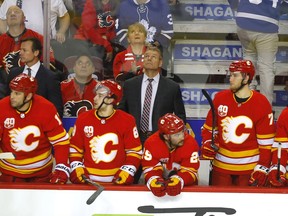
118;45;186;144
118;45;186;184
6;37;63;117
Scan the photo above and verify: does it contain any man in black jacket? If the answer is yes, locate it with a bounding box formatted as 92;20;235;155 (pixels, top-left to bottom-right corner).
6;37;63;117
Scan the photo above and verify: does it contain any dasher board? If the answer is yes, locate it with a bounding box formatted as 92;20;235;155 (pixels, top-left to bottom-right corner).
172;40;288;76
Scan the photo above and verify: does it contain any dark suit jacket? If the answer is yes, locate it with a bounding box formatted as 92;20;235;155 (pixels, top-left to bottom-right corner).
6;64;63;117
118;74;186;135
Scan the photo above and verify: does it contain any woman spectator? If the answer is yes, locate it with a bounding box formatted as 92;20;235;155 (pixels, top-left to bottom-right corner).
113;22;147;83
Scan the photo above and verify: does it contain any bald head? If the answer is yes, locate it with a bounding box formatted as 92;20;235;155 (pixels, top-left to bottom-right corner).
6;5;25;27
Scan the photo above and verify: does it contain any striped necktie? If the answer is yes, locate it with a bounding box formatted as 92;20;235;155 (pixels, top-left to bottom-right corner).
141;78;153;132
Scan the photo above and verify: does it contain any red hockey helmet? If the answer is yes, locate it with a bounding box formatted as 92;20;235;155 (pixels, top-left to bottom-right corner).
158;113;184;135
9;73;38;96
229;60;255;81
95;80;123;105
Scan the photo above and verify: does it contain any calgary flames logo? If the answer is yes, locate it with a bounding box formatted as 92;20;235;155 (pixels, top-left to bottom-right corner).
89;133;118;164
9;126;40;152
63;100;93;117
3;51;21;73
98;11;114;28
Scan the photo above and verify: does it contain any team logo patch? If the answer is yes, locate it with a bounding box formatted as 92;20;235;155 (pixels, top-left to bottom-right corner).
84;126;94;138
218;105;228;117
4;118;15;129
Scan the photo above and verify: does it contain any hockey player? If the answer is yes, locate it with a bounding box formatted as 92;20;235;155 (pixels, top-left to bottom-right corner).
0;73;70;183
268;107;288;187
201;60;275;186
142;113;199;197
228;0;288;104
69;80;142;184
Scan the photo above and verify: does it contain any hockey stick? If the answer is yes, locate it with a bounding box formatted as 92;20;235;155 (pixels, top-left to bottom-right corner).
277;142;282;181
0;152;15;159
82;175;104;205
201;89;219;151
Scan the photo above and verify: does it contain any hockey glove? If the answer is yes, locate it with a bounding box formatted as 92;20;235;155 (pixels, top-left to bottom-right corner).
147;176;166;197
50;163;70;184
201;140;219;160
267;164;286;187
166;175;184;196
113;165;136;185
248;165;269;186
70;161;89;184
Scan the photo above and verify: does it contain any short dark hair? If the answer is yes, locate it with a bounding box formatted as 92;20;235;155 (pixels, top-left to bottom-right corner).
20;37;42;58
145;45;163;59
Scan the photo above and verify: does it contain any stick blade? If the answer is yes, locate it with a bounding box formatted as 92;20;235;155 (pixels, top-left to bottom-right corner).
86;186;104;205
82;175;105;205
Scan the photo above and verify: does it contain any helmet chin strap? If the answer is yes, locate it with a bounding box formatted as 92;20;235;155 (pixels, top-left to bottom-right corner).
232;78;247;94
96;96;114;118
15;96;31;112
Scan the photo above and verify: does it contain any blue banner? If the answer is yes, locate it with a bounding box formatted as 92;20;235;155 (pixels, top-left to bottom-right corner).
177;3;288;21
174;43;288;63
181;4;235;20
186;118;205;145
62;117;76;136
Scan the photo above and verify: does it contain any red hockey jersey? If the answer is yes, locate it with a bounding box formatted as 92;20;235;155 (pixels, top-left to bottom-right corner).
142;132;200;185
0;29;55;73
61;78;98;117
69;109;142;182
202;90;275;175
0;95;70;178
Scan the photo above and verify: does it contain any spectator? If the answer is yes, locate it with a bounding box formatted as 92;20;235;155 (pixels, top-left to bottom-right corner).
201;60;275;187
6;37;63;117
228;0;288;105
0;73;70;183
61;54;102;117
116;0;174;71
113;22;147;83
0;6;55;75
0;0;70;41
68;0;120;78
267;107;288;187
69;80;142;184
0;0;70;67
142;113;199;197
118;45;186;183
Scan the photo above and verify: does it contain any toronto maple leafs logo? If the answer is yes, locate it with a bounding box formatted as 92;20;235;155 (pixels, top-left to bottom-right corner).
98;11;114;28
139;19;156;43
63;100;93;117
3;51;21;73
